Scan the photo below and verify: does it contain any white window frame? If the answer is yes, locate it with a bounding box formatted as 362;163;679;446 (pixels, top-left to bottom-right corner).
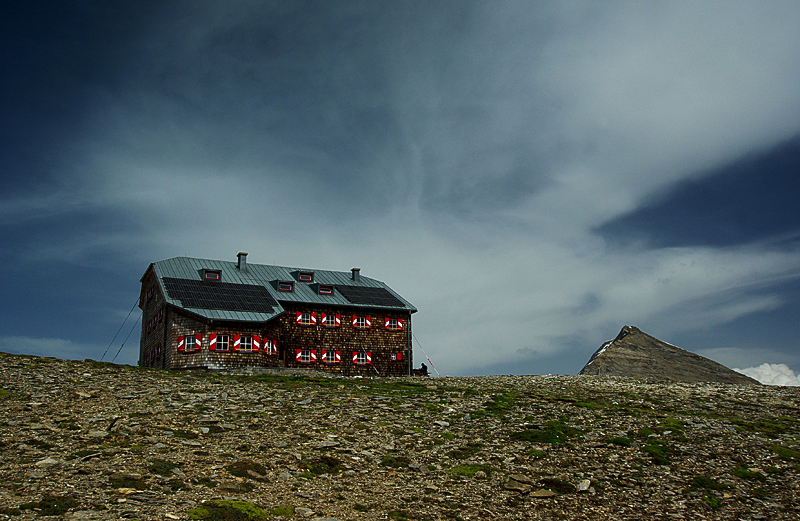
300;312;313;326
240;335;253;352
185;334;196;351
300;349;311;363
356;316;367;329
217;334;230;352
356;351;366;364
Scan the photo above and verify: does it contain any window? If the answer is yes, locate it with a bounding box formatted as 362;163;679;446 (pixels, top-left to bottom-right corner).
391;352;403;361
204;270;221;281
264;339;277;355
296;349;317;363
322;350;341;364
296;312;317;326
352;351;372;365
278;282;294;292
240;335;253;352
385;318;403;331
352;315;371;329
185;335;196;351
321;313;340;328
217;334;230;351
298;272;314;283
318;285;333;295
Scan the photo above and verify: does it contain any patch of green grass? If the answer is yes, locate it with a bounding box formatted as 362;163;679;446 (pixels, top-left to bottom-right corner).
268;505;295;517
770;444;800;461
353;503;371;512
510;421;583;444
526;449;546;458
731;467;766;481
226;460;268;481
688;476;728;491
447;464;494;478
188;500;268;520
447;442;483;460
149;459;179;476
639;428;655;437
642;443;670;465
539;477;575;495
483;393;516;416
305;455;342;474
0;389;9;397
19;495;78;516
381;455;410;468
660;418;685;432
610;437;632;447
108;475;147;490
26;438;55;450
702;494;721;509
441;432;456;441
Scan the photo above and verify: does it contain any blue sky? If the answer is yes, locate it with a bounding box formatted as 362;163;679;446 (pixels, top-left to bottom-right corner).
2;1;800;382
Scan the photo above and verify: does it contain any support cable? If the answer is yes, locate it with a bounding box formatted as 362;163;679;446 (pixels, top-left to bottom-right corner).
111;311;142;363
101;299;139;361
411;330;441;377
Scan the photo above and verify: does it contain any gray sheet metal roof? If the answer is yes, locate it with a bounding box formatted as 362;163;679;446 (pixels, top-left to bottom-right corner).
150;256;416;323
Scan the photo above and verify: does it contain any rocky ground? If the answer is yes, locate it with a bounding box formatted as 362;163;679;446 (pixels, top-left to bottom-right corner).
1;352;799;520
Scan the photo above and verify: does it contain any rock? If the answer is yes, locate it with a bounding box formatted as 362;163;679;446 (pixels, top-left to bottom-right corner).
577;479;591;492
508;474;534;485
531;489;558;498
504;480;532;494
89;430;109;438
295;507;316;517
433;420;449;428
35;457;61;467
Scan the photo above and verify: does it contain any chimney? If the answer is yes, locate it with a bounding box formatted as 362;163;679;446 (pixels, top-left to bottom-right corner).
237;252;248;270
351;267;361;282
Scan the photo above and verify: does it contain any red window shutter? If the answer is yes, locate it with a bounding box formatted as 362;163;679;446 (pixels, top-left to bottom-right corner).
365;317;372;329
352;351;358;363
253;335;261;352
366;351;373;364
296;312;303;324
311;313;317;325
397;319;404;330
335;314;341;326
397;352;402;361
195;333;202;351
233;334;241;351
177;335;185;352
352;316;358;327
321;313;327;325
311;349;317;362
273;339;278;354
385;318;390;330
209;333;217;351
296;349;302;361
335;350;341;363
321;350;327;362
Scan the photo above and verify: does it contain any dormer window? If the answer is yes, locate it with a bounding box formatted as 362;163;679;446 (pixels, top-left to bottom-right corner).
277;281;294;292
203;269;221;281
298;272;314;283
318;285;333;295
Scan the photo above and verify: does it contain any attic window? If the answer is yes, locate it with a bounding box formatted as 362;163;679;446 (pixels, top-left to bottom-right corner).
277;281;294;292
298;272;314;283
318;285;333;295
203;270;221;281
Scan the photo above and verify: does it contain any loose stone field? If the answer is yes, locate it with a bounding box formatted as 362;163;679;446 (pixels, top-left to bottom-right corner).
0;352;798;520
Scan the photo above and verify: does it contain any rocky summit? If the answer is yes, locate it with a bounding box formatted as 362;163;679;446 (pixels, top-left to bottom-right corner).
2;352;799;520
579;326;760;385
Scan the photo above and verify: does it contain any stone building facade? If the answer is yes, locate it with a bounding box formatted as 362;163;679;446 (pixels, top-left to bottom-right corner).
139;254;416;376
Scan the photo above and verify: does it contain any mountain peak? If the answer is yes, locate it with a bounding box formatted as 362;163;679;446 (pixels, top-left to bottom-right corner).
579;326;759;385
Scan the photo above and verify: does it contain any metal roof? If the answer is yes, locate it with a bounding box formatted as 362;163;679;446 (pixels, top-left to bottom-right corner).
148;256;417;323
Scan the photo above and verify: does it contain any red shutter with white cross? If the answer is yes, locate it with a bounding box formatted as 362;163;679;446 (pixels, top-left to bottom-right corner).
321;350;328;362
352;316;358;328
252;335;261;353
233;334;241;352
311;313;317;325
352;351;358;363
335;350;341;363
195;334;202;351
366;317;371;329
310;349;317;362
177;335;185;353
208;333;217;351
335;314;341;327
296;312;303;324
296;349;302;362
366;351;372;364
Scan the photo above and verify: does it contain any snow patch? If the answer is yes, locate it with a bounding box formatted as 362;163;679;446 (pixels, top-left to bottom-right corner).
733;363;800;386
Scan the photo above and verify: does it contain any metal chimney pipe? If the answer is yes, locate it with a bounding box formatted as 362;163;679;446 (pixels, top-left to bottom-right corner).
237;252;248;270
351;267;361;282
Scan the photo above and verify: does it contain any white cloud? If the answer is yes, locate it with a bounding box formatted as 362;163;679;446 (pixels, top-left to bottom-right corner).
734;363;800;386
